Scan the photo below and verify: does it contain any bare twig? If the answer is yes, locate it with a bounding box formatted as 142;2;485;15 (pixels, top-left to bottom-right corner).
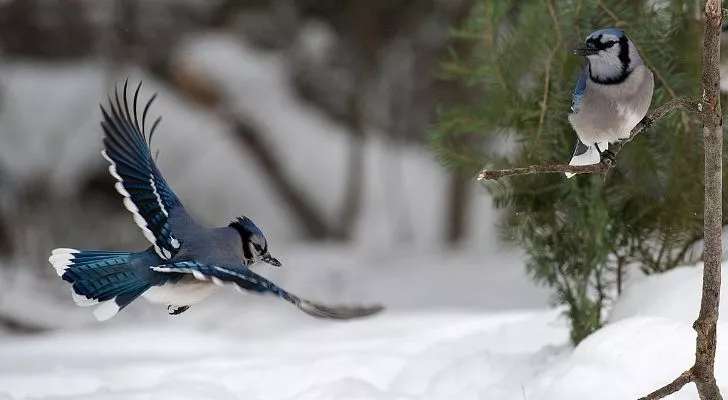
638;1;724;399
638;370;694;400
477;97;701;181
478;159;612;180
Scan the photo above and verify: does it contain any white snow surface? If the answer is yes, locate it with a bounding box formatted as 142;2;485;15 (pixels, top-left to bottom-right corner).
3;257;728;399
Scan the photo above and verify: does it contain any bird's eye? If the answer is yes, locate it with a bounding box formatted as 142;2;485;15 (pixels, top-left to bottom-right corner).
605;41;616;48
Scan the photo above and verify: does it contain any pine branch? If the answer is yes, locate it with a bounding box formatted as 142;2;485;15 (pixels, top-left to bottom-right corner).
477;97;702;181
638;1;724;399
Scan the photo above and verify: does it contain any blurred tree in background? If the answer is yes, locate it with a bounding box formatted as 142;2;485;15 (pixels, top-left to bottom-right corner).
431;0;723;343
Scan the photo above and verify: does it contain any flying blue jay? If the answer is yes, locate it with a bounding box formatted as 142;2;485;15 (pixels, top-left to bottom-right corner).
49;81;383;321
566;28;654;178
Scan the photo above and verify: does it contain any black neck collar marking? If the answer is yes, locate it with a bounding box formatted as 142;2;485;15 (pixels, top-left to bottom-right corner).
229;221;253;260
588;35;631;85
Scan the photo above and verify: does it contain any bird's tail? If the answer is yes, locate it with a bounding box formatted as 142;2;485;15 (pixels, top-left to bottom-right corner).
48;248;156;321
565;140;605;178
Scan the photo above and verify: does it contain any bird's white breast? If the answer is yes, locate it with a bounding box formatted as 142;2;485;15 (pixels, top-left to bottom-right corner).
568;65;654;145
142;279;219;306
616;103;644;137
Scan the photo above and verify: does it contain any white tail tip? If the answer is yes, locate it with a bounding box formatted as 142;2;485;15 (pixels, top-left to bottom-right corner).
93;301;121;321
48;248;80;276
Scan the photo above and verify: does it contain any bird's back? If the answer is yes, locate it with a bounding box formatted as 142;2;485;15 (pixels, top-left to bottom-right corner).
168;216;243;265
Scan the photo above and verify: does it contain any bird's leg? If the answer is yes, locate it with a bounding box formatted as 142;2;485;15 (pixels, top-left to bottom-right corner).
168;305;190;315
595;143;616;165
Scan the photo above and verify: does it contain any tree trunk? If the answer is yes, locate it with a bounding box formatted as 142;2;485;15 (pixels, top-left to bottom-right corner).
693;0;724;398
638;1;724;399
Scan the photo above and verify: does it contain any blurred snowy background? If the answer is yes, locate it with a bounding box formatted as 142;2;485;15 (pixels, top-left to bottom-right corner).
0;0;536;328
0;1;726;399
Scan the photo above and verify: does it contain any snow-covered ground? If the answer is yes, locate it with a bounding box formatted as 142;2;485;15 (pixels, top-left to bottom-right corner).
2;251;728;400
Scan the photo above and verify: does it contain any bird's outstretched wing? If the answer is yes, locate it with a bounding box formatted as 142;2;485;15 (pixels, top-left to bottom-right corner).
151;262;384;320
570;66;588;114
100;81;186;260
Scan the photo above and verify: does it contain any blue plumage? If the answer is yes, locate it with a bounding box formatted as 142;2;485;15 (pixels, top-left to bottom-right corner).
49;81;383;322
587;28;625;39
153;262;296;303
570;67;588;114
234;216;264;238
51;248;176;320
100;85;183;260
151;261;377;320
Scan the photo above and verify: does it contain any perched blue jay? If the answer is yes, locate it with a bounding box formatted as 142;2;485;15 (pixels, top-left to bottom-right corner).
49;81;383;321
566;28;654;178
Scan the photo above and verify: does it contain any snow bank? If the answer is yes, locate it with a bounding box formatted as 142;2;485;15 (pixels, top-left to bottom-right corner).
529;262;728;400
609;262;728;324
530;317;708;399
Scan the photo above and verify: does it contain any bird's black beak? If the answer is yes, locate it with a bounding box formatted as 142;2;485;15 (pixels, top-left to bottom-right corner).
574;44;599;56
262;254;282;267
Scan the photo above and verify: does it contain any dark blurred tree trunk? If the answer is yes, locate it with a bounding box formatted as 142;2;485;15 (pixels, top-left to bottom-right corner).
445;175;471;243
337;94;366;239
0;0;95;58
435;0;477;245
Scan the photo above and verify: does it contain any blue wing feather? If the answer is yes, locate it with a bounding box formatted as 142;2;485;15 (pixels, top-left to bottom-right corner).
153;261;298;302
100;81;186;260
570;67;588;114
152;262;384;320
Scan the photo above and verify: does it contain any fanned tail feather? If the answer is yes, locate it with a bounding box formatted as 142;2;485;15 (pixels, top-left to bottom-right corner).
49;248;160;321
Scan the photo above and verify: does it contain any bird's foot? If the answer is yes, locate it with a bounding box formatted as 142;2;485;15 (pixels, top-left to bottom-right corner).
599;149;616;166
640;115;654;130
168;305;190;315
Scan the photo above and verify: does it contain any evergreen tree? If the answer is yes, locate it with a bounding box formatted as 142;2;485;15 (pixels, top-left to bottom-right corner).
431;0;718;344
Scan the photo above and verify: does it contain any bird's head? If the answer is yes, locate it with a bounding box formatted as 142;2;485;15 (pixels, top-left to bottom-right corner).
574;28;642;84
228;216;281;267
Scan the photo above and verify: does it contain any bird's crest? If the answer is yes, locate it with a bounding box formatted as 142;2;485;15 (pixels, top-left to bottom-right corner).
586;28;625;41
229;216;264;237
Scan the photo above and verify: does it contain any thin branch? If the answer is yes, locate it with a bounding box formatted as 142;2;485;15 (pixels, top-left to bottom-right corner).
638;369;694;400
547;0;563;43
484;2;508;92
596;0;625;24
479;159;612;180
534;48;557;145
615;98;700;147
534;0;563;148
477;97;701;181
